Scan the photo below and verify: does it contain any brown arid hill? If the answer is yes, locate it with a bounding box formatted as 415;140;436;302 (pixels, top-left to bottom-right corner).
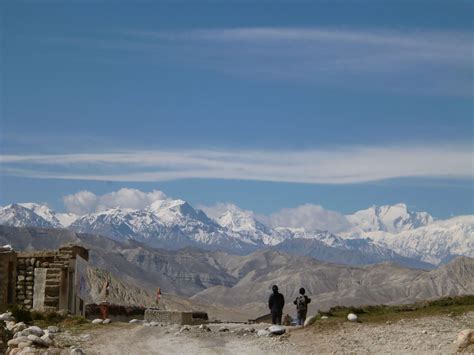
1;225;472;321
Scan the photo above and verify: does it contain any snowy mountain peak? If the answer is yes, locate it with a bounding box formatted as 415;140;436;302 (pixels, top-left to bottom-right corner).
0;204;55;228
347;203;434;233
216;205;258;232
148;199;212;225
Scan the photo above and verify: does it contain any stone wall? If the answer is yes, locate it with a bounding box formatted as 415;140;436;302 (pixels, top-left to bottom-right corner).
144;309;208;325
0;244;90;314
0;249;17;312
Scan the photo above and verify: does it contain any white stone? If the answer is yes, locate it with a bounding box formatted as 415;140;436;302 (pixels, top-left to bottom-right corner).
179;325;191;333
347;313;358;322
8;336;28;347
47;326;59;333
457;329;474;350
218;326;229;332
321;316;329;319
304;315;317;327
257;329;271;337
81;334;92;341
91;319;103;324
103;318;111;324
129;319;141;324
27;334;46;346
26;326;44;337
40;334;53;346
17;341;32;349
268;325;286;335
0;312;14;321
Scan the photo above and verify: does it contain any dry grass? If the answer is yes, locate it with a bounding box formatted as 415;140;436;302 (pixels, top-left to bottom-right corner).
313;295;474;325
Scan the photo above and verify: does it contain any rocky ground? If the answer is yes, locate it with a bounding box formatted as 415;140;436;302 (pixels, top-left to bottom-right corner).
2;312;473;354
77;313;473;354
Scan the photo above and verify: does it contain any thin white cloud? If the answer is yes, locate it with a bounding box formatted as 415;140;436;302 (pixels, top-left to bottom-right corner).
1;145;472;184
45;27;472;95
63;188;167;214
123;27;472;95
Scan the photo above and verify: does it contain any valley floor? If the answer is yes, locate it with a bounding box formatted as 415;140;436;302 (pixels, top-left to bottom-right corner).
73;312;474;354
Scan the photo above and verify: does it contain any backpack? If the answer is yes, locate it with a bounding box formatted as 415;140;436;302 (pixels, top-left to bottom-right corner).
296;295;307;311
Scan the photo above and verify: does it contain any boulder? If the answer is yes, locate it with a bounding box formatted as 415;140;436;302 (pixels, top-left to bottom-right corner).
304;315;317;327
103;319;111;324
27;334;47;347
40;334;53;346
12;323;27;334
347;313;358;322
268;325;286;335
91;319;103;324
457;329;474;351
26;326;44;337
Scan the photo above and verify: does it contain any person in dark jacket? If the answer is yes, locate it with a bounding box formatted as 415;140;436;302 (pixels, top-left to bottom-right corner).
293;287;311;325
268;285;285;325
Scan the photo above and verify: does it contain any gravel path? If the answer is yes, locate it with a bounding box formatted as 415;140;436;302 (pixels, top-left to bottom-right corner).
76;313;473;354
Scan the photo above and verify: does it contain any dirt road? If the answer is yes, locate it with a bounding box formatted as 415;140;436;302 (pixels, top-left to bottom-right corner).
76;313;473;354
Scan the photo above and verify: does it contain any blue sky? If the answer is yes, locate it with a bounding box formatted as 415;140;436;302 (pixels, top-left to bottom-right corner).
1;0;473;218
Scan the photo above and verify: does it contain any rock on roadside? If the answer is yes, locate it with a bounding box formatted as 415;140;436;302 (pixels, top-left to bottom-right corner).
457;329;474;351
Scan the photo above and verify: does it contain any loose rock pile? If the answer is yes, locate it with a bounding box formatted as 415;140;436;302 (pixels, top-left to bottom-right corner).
0;311;66;354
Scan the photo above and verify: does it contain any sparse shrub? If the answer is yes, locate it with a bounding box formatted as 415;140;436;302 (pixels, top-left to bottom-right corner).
31;310;45;321
62;316;89;326
7;304;32;324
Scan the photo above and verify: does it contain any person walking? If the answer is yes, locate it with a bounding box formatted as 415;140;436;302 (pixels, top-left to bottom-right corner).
294;287;311;326
268;285;285;325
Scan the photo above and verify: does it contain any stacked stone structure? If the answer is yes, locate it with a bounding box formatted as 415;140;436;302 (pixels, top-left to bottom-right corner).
0;244;89;314
0;246;17;312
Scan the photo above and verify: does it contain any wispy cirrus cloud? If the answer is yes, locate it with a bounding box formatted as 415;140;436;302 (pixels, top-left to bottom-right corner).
120;27;473;95
1;144;472;184
44;27;473;95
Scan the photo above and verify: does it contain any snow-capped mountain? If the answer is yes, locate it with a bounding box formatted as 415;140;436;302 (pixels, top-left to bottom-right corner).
346;203;434;234
0;204;57;228
273;228;434;269
365;216;474;265
215;204;282;245
0;203;77;229
0;200;471;268
70;199;263;253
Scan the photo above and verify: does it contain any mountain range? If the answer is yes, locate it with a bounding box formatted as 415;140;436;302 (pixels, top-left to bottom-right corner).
0;200;472;268
0;225;472;321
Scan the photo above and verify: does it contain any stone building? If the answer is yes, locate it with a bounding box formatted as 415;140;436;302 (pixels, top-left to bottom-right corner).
0;246;17;312
0;244;89;315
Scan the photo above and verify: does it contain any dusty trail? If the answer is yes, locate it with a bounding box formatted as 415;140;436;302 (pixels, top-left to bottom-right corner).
78;313;474;355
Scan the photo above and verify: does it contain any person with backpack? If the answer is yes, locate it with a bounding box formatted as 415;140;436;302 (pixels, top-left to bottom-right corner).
268;285;285;325
294;287;311;325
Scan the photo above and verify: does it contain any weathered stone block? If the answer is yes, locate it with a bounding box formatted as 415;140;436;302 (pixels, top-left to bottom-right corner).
144;309;208;326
